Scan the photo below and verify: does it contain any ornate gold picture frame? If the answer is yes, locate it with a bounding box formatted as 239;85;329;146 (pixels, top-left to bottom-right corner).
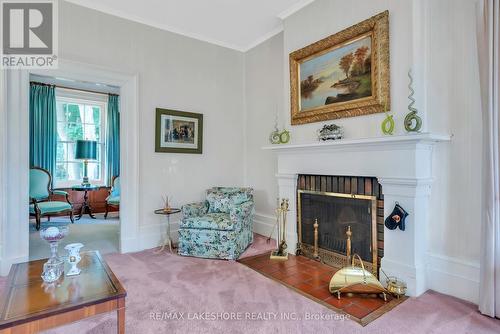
290;11;390;125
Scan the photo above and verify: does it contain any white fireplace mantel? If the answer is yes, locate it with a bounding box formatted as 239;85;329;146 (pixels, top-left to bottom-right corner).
262;132;450;297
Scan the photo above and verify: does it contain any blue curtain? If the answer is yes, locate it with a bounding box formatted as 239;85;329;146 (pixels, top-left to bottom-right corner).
106;94;120;185
29;83;56;180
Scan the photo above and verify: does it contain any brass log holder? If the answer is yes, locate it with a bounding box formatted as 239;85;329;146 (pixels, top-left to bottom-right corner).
328;226;390;301
270;199;289;260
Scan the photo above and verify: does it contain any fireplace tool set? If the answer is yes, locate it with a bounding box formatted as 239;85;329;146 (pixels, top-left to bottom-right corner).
270;198;290;260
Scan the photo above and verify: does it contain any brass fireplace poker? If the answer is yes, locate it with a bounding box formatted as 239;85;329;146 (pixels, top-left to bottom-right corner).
270;199;289;260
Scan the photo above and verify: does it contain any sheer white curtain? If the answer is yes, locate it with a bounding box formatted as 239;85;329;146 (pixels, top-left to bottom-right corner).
477;0;500;318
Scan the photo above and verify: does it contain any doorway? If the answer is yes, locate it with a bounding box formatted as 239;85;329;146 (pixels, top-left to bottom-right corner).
1;60;139;274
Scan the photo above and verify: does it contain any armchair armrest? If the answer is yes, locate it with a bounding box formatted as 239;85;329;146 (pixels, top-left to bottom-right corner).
230;200;254;222
52;190;68;196
50;189;72;205
182;201;208;218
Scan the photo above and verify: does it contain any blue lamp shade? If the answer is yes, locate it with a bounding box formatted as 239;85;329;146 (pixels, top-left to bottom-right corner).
75;140;97;160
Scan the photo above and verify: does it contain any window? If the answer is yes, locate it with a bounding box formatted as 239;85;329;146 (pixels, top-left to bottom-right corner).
55;89;107;187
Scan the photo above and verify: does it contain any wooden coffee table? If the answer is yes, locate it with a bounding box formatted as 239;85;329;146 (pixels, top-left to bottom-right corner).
0;251;126;333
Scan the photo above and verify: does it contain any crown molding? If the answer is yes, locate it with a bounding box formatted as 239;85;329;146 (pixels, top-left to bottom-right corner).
64;0;315;53
64;0;246;51
241;26;284;52
277;0;316;20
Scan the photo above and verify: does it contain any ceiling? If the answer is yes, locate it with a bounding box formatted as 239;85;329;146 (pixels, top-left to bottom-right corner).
64;0;316;52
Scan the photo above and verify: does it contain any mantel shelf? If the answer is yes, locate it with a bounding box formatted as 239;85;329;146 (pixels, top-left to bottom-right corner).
262;133;451;152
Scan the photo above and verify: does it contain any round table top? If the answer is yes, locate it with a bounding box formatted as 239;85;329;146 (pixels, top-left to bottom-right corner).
71;184;101;191
154;208;181;215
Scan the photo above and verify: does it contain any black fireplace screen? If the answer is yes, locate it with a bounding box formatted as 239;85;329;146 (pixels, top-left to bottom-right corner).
298;191;376;263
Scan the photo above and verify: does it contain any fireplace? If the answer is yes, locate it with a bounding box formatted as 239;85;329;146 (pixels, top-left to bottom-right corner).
296;175;384;276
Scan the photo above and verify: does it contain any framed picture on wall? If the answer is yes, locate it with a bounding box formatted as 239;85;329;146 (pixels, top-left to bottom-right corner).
155;108;203;154
289;10;390;125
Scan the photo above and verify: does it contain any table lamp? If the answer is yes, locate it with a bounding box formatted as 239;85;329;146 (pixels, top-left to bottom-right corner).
75;140;97;186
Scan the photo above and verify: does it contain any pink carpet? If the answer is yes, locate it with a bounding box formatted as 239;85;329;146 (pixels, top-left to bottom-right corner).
3;234;500;333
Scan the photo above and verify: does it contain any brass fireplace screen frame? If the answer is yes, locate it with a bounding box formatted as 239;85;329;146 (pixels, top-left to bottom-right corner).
297;190;378;277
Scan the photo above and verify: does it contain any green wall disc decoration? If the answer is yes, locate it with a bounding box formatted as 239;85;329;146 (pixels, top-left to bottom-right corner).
404;70;422;132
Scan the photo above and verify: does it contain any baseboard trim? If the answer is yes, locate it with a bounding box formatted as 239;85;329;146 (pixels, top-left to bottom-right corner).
253;212;276;238
426;253;480;304
137;220;181;251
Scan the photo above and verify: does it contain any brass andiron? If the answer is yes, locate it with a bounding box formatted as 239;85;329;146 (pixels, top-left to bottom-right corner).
270;199;289;260
313;219;320;260
345;226;352;265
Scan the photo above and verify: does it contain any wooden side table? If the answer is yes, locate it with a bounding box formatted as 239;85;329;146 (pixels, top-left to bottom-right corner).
154;208;181;253
71;185;100;220
0;251;126;333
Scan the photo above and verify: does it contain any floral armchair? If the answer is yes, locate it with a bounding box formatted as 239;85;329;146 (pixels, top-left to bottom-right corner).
179;187;254;260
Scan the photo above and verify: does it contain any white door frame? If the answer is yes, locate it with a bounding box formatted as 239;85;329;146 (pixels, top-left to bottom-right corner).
0;59;140;275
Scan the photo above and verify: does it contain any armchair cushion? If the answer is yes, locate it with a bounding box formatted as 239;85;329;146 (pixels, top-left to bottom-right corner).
30;201;72;215
181;213;234;231
182;201;208;218
230;200;254;222
29;168;51;201
110;177;120;197
206;187;253;214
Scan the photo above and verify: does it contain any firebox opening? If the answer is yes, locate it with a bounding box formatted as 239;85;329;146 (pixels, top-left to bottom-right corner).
296;175;384;277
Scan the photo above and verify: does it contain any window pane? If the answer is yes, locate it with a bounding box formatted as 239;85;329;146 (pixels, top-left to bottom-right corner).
67;162;82;181
55;163;68;182
93;107;101;125
87;163;100;180
67;142;76;160
83;105;100;141
67;104;83;123
54;96;105;185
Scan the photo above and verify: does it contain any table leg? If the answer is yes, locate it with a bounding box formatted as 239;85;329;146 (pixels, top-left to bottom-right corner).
77;190;96;220
155;215;174;254
117;298;125;334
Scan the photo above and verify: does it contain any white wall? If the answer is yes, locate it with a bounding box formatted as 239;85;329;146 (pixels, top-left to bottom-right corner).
243;0;483;303
243;33;283;234
425;0;482;302
59;1;245;241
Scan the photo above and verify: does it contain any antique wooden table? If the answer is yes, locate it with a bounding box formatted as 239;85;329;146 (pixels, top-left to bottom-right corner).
71;185;101;220
0;251;126;333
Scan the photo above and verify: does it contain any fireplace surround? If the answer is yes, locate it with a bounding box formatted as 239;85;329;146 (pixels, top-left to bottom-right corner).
263;133;450;297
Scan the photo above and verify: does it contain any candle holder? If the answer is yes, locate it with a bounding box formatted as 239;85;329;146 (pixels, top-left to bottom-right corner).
65;243;84;276
40;226;68;283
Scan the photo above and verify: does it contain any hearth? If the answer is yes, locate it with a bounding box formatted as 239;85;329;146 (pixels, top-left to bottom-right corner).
296;175;384;277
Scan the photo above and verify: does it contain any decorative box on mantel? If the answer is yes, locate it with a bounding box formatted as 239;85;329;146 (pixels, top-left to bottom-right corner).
262;133;450;297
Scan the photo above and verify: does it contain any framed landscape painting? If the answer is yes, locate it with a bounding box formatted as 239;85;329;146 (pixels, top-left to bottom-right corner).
290;11;390;125
155;108;203;154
